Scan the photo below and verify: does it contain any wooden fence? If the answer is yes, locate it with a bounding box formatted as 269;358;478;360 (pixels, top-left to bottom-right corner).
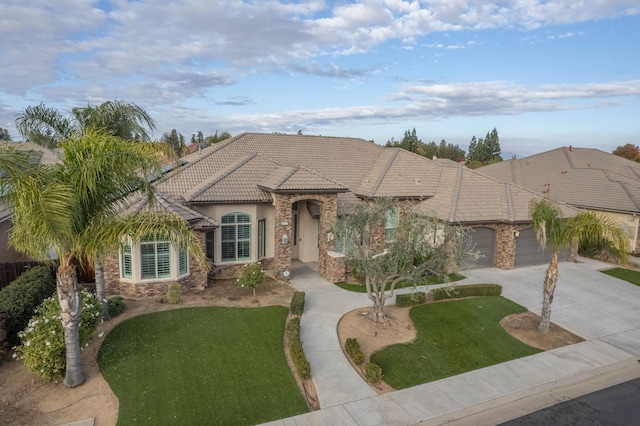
0;261;57;291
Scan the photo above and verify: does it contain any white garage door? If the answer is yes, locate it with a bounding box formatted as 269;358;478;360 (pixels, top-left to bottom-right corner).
463;227;496;269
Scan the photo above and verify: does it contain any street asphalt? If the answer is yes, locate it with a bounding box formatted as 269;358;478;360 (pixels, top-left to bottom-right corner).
262;258;640;426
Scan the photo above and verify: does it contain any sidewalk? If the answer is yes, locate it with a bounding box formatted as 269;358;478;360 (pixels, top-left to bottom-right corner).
263;259;640;425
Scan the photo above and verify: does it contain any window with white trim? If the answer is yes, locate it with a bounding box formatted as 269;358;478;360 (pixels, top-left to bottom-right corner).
119;237;189;281
121;243;132;278
221;213;251;262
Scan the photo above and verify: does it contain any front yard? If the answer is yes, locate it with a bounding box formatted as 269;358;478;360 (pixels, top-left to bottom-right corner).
98;306;308;425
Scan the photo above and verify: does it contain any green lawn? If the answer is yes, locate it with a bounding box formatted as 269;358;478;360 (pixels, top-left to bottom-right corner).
98;306;308;425
334;273;465;293
601;267;640;286
371;297;541;389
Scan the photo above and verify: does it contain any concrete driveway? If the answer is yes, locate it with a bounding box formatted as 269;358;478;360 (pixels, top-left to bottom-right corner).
264;258;640;425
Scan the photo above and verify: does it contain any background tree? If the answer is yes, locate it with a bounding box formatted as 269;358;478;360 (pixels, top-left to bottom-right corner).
466;128;502;168
332;199;471;323
612;143;640;162
2;131;206;386
530;198;629;333
0;128;11;141
16;100;156;148
160;129;186;158
386;129;466;161
204;131;232;146
191;131;205;145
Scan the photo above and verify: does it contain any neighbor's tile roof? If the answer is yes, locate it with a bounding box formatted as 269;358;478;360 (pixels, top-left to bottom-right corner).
479;147;640;214
155;132;577;223
419;165;578;223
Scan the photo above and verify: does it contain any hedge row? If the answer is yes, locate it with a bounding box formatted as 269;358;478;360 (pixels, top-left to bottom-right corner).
286;317;311;380
0;266;56;347
291;291;305;316
430;284;502;301
395;292;427;307
345;337;364;365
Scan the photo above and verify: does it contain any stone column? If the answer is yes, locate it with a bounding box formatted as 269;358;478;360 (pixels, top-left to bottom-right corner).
318;194;338;278
273;194;293;279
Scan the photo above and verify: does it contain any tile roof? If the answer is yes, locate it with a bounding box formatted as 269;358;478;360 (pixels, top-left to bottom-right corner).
156;132;577;224
124;193;217;229
479;147;640;214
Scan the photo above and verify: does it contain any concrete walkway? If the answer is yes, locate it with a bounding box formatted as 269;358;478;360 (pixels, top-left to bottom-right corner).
263;258;640;425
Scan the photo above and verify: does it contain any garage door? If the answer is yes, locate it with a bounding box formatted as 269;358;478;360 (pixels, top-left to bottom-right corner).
515;228;570;267
463;227;496;269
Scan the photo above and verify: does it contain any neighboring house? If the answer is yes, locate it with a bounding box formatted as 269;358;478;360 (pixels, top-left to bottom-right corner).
0;142;59;263
479;146;640;253
103;133;577;297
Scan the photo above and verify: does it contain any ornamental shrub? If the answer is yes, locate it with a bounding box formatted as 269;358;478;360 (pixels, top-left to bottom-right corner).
430;284;502;301
286;317;311;380
14;289;101;381
238;263;264;301
0;266;56;346
166;283;182;304
364;362;383;383
107;296;126;317
395;292;426;307
345;337;364;365
291;291;305;316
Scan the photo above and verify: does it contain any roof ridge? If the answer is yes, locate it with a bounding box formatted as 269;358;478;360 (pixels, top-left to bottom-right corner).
448;165;464;222
505;182;515;222
369;150;399;197
184;152;257;202
561;146;576;168
270;165;299;190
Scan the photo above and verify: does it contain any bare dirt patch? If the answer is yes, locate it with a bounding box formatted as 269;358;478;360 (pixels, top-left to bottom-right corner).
0;276;317;426
338;304;584;394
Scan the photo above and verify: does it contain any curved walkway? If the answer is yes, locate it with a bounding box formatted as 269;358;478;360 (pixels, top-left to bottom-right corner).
264;258;640;425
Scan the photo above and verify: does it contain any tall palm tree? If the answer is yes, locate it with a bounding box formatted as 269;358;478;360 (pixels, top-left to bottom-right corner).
16;100;158;319
530;198;629;333
16;100;156;148
2;130;206;387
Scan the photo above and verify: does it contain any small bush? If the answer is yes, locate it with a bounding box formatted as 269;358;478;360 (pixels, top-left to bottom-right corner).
107;296;126;317
286;317;311;380
291;291;305;316
364;362;383;383
430;284;502;301
345;337;364;365
0;266;56;346
238;263;264;300
166;283;182;304
15;289;101;381
396;292;426;307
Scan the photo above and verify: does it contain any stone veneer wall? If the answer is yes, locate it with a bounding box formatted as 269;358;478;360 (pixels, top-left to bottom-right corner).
271;193;338;280
324;251;346;283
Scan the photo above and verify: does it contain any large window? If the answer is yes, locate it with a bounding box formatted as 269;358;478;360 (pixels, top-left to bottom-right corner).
141;238;171;279
120;238;189;281
221;213;252;262
385;208;399;241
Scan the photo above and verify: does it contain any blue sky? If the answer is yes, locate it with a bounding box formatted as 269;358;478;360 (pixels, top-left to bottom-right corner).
1;1;639;158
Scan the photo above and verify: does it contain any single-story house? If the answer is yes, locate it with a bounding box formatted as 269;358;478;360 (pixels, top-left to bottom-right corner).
103;133;577;297
479;146;640;253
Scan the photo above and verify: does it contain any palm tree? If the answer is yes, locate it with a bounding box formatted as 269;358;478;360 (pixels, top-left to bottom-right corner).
16;100;156;148
16;100;158;319
530;198;629;333
2;130;206;387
